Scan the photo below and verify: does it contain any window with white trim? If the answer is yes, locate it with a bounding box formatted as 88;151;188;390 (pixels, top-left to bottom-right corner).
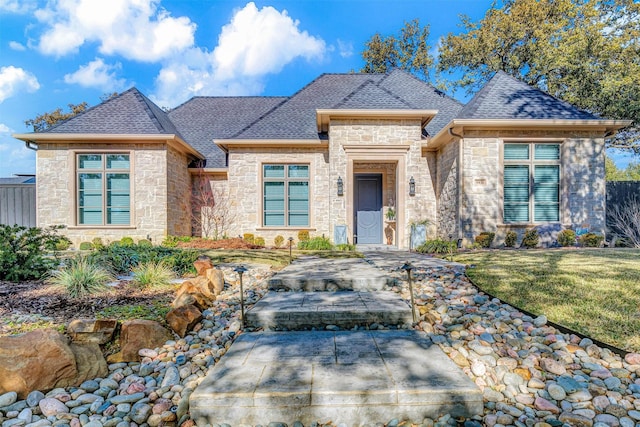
77;154;131;225
263;164;309;227
503;143;560;223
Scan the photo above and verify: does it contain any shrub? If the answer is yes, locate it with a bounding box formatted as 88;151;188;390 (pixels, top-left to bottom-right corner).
579;232;604;248
131;261;175;288
254;236;265;247
91;237;105;250
297;230;310;242
608;196;640;248
162;249;200;276
336;243;356;251
474;232;495;248
0;225;65;282
48;236;72;251
298;236;333;250
47;257;112;298
79;242;93;251
89;242;140;274
521;229;539;248
243;233;255;243
137;239;152;248
557;229;577;247
273;235;285;248
415;239;457;255
504;231;518;248
119;236;135;247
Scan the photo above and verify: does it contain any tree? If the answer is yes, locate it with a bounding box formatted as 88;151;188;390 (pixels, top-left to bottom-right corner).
437;0;640;151
25;102;89;132
361;19;433;81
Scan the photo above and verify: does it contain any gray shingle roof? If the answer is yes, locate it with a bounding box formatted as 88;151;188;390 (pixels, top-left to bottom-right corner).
457;71;599;120
332;80;414;109
168;97;287;167
46;88;181;135
0;176;35;184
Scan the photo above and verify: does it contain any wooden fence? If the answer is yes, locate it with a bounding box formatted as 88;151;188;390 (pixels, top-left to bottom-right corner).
606;181;640;234
0;184;36;228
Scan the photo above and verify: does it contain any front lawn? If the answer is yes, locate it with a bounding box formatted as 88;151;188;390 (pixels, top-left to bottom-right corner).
454;248;640;352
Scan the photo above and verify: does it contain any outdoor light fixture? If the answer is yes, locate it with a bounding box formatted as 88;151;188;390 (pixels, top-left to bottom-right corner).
234;265;248;329
409;176;416;196
401;261;417;323
288;237;294;263
337;176;344;196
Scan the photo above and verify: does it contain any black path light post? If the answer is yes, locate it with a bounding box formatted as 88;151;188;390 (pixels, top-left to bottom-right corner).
401;262;417;323
288;237;294;263
234;265;248;329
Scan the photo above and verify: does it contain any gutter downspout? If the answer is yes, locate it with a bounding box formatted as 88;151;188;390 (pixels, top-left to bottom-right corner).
25;140;38;151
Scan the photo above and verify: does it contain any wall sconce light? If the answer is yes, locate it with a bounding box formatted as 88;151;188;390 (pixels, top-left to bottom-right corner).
409;176;416;196
337;176;344;196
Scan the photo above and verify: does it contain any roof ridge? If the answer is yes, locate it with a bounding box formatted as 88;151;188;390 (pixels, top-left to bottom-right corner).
332;79;415;109
228;97;290;139
385;68;464;107
134;90;175;134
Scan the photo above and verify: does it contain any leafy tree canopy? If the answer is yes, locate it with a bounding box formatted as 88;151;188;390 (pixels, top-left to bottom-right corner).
436;0;640;150
606;155;640;181
361;19;433;82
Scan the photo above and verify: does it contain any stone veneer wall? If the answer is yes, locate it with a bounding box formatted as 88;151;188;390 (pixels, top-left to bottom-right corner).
193;174;229;238
36;142;169;247
166;146;192;237
225;147;330;245
436;140;459;239
456;130;606;246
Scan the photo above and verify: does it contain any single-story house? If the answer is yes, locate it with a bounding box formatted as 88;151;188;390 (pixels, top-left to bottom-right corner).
13;69;630;249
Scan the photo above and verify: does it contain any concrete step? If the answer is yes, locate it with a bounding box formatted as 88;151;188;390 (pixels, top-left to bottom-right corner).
245;291;413;330
190;330;483;426
267;257;395;291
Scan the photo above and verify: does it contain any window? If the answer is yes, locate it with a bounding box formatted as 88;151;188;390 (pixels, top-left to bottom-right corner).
263;164;309;227
503;143;560;223
77;154;131;225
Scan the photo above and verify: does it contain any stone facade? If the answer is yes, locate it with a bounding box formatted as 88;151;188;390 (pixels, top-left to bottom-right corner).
166;146;192;237
435;140;459;239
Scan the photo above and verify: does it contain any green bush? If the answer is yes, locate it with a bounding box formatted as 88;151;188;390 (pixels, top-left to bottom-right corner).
336;243;356;251
474;232;495;248
243;233;255;243
119;236;135;247
47;236;72;251
297;230;310;242
91;237;105;250
298;236;333;250
521;229;539;248
557;229;577;247
161;235;193;247
132;261;175;288
47;257;112;298
579;232;604;248
415;239;457;255
504;231;518;248
137;239;152;247
0;225;65;282
79;242;93;251
273;235;284;248
254;236;265;247
162;249;200;276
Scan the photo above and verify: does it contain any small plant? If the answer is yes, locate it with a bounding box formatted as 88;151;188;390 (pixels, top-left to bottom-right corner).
137;239;152;247
163;249;200;276
474;232;495;248
415;239;457;255
91;237;105;250
254;236;265;247
119;236;135;246
79;242;93;251
298;236;333;250
386;207;396;221
131;261;175;289
297;230;310;242
557;229;577;247
243;233;255;243
521;228;539;248
274;235;285;248
336;243;356;251
47;257;112;298
48;236;72;251
579;232;604;248
504;231;518;248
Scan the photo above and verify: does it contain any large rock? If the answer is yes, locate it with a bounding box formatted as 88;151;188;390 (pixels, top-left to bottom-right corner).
173;276;216;310
63;343;108;386
107;320;173;363
205;268;225;296
166;305;202;337
193;256;213;276
67;319;118;344
0;329;76;398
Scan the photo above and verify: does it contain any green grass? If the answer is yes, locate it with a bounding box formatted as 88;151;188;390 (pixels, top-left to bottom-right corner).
202;249;362;267
454;248;640;352
47;257;113;298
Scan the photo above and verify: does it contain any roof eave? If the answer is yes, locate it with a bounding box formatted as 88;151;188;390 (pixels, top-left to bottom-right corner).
426;119;633;151
316;109;438;133
12;132;205;159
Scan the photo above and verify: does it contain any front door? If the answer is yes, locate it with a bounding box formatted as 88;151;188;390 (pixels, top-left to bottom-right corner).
355;174;382;244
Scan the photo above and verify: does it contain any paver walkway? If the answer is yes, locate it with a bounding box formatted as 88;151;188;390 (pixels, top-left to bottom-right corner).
190;251;483;426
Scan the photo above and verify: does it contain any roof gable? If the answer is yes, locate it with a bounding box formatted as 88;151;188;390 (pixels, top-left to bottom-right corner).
332;80;414;109
44;88;180;135
458;71;599;120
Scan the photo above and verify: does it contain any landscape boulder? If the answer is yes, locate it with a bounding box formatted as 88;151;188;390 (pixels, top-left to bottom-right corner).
166;304;203;337
193;256;214;276
206;267;225;295
67;319;118;344
173;276;216;310
107;320;173;363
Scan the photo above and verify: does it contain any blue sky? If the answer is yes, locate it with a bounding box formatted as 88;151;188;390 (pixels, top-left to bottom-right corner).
0;0;635;177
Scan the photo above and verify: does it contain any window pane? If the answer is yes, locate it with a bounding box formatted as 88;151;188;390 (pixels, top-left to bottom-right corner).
264;212;285;226
504;165;529;223
289;213;309;226
79;208;102;225
534;204;559;222
535;144;560;160
504;204;529;222
79;193;102;207
263;165;285;178
288;165;309;178
79;173;102;190
534;165;559;183
108;194;130;206
107;154;130;169
504;144;529;160
504;165;529;183
107;174;130;191
78;155;102;169
108;209;130;225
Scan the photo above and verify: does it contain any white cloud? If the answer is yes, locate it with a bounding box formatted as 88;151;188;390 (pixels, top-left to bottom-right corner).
8;41;26;51
0;66;40;103
34;0;196;62
0;0;37;14
337;39;353;58
0;124;35;176
152;2;326;107
64;58;128;91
